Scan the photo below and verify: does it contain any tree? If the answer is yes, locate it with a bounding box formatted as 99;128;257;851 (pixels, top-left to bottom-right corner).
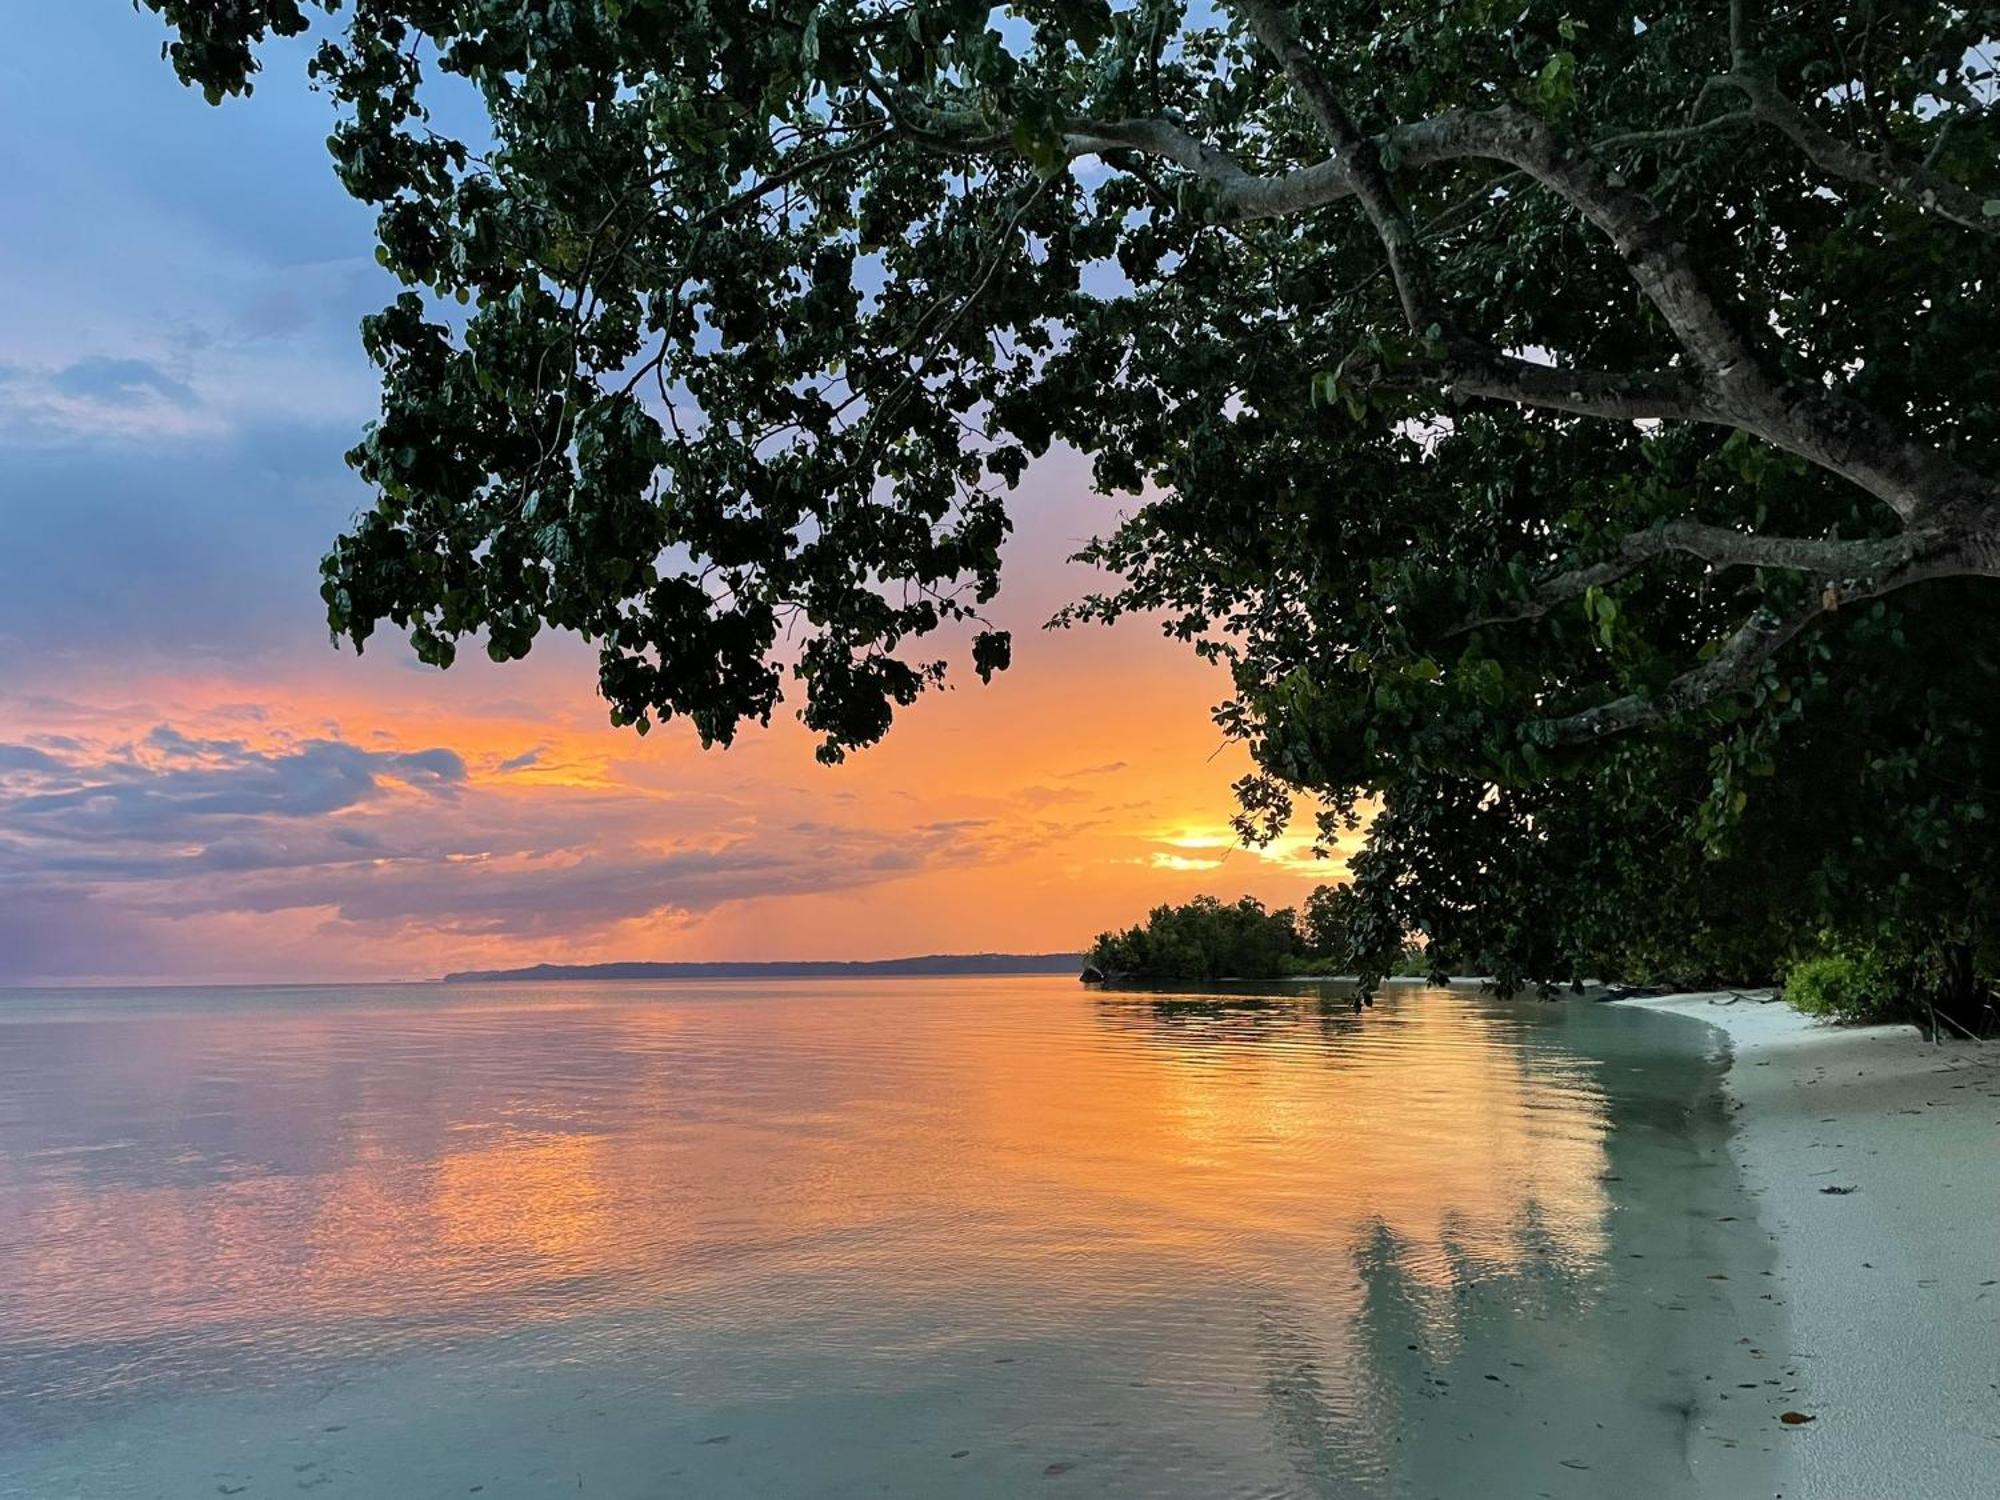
144;4;2000;1010
1338;583;2000;1028
1087;894;1303;980
1300;882;1355;962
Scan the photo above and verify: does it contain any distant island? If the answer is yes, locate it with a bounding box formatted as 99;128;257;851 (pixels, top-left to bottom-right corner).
443;953;1083;983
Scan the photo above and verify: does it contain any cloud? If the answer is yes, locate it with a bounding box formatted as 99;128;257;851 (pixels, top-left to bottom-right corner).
6;730;465;848
1061;760;1129;778
48;356;196;407
0;719;1048;977
0;420;369;675
496;748;543;772
0;743;68;775
0;355;219;444
1148;853;1226;872
1014;783;1091;809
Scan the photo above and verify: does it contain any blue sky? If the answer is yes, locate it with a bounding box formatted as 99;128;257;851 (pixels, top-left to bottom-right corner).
0;5;386;672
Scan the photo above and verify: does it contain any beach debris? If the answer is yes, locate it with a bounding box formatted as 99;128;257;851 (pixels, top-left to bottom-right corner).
1819;1184;1857;1194
1779;1411;1815;1425
1043;1461;1074;1476
1558;1459;1591;1470
951;1451;970;1460
697;1434;731;1445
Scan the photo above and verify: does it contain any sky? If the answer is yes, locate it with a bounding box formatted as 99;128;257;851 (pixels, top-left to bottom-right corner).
0;7;1346;985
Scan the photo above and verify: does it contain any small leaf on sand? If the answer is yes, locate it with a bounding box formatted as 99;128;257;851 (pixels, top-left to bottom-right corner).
1820;1185;1857;1195
1780;1411;1815;1425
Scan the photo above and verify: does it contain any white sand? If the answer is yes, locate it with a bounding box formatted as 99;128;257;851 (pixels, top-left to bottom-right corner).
1628;993;2000;1499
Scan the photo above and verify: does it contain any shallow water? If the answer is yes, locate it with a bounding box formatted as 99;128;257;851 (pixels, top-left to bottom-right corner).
0;978;1792;1497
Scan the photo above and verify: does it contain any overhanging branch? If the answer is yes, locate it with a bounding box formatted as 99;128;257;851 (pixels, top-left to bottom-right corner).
1538;601;1822;743
1461;524;1941;635
1710;71;2000;237
1526;527;2000;741
1232;0;1448;334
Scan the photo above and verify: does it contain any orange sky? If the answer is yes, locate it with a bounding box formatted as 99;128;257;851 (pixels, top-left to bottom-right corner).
0;450;1351;985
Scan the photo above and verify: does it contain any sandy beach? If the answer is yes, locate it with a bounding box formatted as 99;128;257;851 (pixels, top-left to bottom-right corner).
1630;994;2000;1499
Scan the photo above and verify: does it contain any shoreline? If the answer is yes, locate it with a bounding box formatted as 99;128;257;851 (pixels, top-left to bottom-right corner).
1626;992;2000;1499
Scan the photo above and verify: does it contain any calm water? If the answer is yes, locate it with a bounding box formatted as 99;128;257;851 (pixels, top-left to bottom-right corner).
0;978;1791;1498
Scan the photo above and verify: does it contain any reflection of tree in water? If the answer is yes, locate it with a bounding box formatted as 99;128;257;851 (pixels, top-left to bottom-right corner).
1088;987;1614;1281
1245;1210;1616;1497
1090;988;1368;1054
1251;1291;1381;1499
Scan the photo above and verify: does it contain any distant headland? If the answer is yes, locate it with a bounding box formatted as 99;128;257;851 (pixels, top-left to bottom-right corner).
442;954;1083;983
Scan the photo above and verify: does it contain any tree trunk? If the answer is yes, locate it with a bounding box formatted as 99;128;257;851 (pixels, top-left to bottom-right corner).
1924;942;1992;1041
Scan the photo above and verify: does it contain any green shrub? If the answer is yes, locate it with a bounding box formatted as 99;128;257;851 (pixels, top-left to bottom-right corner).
1784;952;1899;1023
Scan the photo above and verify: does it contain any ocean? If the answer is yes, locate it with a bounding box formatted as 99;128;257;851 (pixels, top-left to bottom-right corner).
0;976;1788;1497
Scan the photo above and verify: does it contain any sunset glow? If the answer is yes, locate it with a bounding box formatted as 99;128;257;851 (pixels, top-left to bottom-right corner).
0;11;1369;986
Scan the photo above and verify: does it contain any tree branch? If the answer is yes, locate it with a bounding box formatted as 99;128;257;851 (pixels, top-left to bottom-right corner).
1527;527;2000;741
1381;107;1995;524
1538;600;1822;743
1710;70;2000;236
1059;117;1261;193
1231;0;1448;335
1460;523;1945;634
689;126;898;229
1044;90;1999;527
1399;350;1714;424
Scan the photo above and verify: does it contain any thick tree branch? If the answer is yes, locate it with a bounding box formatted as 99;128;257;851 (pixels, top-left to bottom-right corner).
1396;350;1714;424
1059;118;1260;192
1711;71;2000;237
1366;108;1993;525
1538;601;1822;742
1461;523;1946;634
1529;528;2000;741
1065;103;1993;522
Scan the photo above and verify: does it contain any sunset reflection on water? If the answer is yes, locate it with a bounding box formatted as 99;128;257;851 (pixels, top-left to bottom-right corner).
0;978;1761;1498
0;981;1603;1373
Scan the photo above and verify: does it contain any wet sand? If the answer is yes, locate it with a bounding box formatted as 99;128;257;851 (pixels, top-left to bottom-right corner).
1630;994;2000;1499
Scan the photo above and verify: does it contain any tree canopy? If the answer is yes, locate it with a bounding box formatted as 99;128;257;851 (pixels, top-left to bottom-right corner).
145;2;2000;1011
1087;893;1307;981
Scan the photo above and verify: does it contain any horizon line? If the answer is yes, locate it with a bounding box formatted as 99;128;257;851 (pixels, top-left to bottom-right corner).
1;950;1089;992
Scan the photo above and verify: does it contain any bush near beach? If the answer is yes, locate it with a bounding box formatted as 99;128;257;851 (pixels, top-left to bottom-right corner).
1783;953;1899;1024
